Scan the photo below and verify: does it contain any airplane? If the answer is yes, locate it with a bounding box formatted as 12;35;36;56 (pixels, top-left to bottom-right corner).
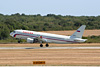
10;25;87;47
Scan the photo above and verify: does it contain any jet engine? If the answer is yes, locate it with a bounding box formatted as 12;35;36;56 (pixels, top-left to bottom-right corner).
27;38;39;43
27;38;34;43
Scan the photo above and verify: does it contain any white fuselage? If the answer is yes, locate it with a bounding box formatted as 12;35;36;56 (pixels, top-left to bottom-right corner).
10;30;86;44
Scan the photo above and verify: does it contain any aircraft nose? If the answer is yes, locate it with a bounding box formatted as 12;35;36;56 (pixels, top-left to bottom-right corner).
10;32;13;37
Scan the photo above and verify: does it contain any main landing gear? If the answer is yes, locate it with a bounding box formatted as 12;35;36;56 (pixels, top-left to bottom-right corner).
45;43;49;47
40;44;43;47
40;43;49;47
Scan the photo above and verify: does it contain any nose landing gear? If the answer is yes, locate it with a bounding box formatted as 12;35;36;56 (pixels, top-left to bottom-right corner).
18;39;21;43
18;40;21;43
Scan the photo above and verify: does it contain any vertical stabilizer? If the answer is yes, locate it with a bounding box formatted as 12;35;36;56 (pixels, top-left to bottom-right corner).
70;25;86;39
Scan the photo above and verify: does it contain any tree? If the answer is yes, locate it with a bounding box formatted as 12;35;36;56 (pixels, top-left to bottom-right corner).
0;27;9;39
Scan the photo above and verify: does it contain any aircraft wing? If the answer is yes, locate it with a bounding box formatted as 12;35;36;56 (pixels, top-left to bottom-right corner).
34;36;47;42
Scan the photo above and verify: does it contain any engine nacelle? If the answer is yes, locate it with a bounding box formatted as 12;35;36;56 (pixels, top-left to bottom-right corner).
27;38;34;43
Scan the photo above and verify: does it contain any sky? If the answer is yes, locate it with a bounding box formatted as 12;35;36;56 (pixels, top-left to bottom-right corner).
0;0;100;16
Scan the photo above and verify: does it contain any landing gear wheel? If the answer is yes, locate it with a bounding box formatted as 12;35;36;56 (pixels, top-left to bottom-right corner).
40;44;43;47
18;40;20;43
46;43;49;47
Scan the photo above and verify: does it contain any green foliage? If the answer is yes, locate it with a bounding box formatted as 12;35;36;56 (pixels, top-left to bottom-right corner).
0;37;18;43
83;36;100;43
0;24;10;40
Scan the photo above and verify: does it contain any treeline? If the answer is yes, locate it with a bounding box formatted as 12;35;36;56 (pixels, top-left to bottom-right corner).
0;13;100;40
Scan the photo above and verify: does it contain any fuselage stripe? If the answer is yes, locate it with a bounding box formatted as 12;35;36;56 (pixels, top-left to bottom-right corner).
14;34;78;43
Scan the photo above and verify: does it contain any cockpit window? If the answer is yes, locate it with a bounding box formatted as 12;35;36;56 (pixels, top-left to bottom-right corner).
13;31;15;33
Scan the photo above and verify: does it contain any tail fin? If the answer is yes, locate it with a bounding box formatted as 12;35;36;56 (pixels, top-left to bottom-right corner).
70;25;86;39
